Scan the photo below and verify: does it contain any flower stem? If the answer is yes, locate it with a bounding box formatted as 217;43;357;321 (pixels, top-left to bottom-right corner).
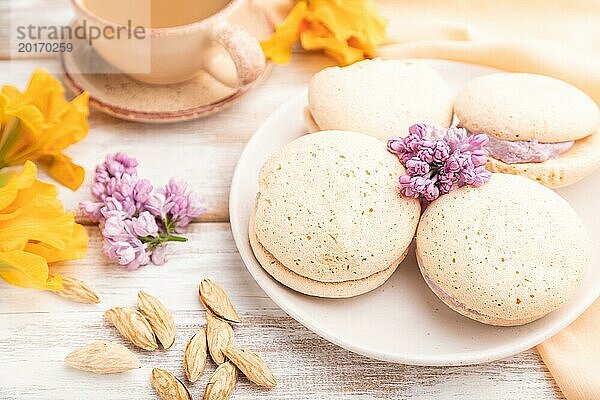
165;235;187;243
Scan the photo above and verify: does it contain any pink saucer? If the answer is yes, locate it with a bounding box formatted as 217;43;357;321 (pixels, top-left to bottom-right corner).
61;11;272;123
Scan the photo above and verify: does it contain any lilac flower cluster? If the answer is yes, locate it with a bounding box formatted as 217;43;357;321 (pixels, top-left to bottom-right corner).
387;124;492;202
79;153;205;270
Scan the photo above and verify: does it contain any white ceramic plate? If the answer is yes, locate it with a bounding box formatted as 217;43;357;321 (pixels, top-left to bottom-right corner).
229;60;600;366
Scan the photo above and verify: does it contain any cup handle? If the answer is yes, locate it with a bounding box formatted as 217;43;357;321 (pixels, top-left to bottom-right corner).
204;21;266;88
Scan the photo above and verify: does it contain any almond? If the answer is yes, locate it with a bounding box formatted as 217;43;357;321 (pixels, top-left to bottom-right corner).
223;346;276;388
64;341;140;374
184;328;207;383
206;311;234;365
104;307;158;351
199;279;241;323
52;275;100;304
202;362;237;400
151;368;192;400
137;291;176;349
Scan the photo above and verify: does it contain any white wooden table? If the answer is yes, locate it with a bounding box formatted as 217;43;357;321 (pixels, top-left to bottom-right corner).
0;1;564;398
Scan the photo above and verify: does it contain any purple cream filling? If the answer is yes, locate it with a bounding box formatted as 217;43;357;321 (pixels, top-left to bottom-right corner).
486;135;574;164
416;252;487;320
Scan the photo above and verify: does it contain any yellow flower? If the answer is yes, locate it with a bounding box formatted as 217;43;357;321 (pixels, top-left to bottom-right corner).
261;0;388;66
0;68;90;190
0;161;88;291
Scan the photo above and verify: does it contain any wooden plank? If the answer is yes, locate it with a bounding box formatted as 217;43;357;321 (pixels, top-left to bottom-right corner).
0;223;563;399
0;0;332;222
0;55;334;223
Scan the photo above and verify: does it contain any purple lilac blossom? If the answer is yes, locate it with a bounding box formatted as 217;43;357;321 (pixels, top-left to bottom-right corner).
405;158;430;177
92;153;139;200
79;201;103;223
147;179;206;231
131;211;159;238
79;153;205;270
150;244;168;265
100;214;150;270
387;124;492;202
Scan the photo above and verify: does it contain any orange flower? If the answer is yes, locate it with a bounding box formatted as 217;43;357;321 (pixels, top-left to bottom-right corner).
0;68;89;190
261;0;388;66
0;161;88;290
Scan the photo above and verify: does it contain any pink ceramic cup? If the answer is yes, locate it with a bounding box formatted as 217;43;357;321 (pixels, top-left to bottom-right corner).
70;0;266;86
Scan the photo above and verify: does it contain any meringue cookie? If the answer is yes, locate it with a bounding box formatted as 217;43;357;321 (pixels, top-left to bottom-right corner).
251;130;421;298
416;173;591;326
307;59;454;141
455;73;600;188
